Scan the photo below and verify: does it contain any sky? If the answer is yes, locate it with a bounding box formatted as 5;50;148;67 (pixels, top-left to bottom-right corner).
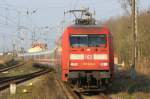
0;0;150;52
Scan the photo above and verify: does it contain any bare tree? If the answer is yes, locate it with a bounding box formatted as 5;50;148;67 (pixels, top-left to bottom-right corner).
119;0;132;14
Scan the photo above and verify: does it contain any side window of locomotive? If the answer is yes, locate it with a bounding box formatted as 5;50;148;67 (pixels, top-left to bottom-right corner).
70;35;88;47
88;34;106;47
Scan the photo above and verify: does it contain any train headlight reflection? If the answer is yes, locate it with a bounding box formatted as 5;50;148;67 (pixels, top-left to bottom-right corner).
100;62;108;66
94;54;108;60
70;54;84;60
70;62;79;66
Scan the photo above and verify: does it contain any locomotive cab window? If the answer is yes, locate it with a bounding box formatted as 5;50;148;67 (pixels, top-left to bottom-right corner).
70;35;88;47
70;34;106;47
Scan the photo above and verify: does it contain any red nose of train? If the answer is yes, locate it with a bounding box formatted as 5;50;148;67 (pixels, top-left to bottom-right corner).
69;47;109;70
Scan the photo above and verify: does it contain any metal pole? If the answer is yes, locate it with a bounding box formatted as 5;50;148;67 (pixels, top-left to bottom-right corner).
13;43;15;58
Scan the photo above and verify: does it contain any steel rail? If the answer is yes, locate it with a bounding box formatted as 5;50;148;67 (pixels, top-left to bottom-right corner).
0;62;25;72
0;69;50;90
55;78;84;99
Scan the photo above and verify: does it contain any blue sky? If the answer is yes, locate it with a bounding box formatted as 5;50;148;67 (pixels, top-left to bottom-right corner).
0;0;150;52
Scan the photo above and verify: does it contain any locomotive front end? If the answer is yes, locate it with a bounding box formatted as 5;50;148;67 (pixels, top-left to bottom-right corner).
65;26;114;89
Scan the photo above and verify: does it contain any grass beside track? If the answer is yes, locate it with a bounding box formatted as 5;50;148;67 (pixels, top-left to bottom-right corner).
0;68;50;90
0;55;14;65
0;72;66;99
0;59;18;68
109;69;150;99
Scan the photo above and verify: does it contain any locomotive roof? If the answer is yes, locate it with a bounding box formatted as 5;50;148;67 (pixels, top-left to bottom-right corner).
67;24;110;30
68;24;103;28
66;24;110;32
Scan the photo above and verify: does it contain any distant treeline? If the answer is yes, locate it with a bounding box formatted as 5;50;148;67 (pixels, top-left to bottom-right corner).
105;9;150;68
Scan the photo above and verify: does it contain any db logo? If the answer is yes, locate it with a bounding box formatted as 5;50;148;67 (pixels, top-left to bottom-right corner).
85;55;93;60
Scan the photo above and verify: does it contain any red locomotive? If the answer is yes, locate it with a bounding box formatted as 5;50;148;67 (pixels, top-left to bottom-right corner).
54;9;114;90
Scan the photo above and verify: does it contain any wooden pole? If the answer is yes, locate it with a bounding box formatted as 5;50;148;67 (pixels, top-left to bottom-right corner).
131;0;138;79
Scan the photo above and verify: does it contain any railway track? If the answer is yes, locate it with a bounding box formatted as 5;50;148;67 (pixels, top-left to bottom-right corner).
0;62;25;73
55;78;110;99
81;93;110;99
55;78;80;99
0;69;50;90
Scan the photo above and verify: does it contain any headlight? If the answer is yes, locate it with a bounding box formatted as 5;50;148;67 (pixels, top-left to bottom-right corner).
100;62;109;66
94;54;108;60
70;62;78;66
70;54;84;60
